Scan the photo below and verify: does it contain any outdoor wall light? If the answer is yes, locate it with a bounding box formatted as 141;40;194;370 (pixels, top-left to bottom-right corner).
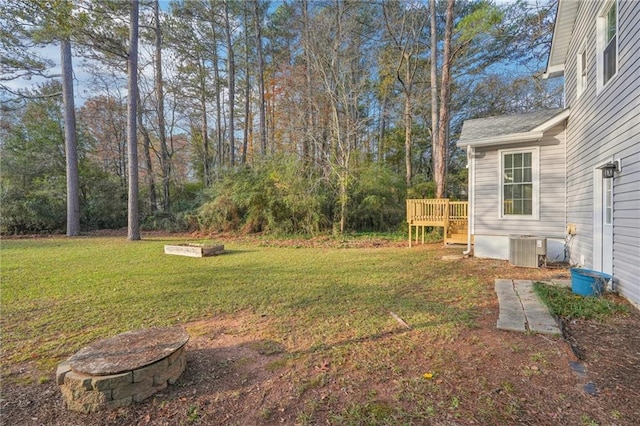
598;160;620;179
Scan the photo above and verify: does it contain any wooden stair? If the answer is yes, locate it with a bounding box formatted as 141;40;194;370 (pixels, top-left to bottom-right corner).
445;221;469;245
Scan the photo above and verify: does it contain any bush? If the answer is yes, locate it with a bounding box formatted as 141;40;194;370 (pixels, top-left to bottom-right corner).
0;178;66;234
196;194;242;232
197;156;332;235
81;173;127;230
407;181;436;199
347;162;406;232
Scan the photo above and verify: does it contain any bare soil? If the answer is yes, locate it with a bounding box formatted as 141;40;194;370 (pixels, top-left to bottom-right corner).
2;235;639;425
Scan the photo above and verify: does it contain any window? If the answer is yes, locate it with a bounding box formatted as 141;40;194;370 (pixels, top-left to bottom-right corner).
604;178;612;225
500;148;538;218
598;1;618;90
576;40;587;98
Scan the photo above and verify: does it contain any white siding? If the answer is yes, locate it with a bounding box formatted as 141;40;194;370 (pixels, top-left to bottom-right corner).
563;0;640;306
472;124;567;240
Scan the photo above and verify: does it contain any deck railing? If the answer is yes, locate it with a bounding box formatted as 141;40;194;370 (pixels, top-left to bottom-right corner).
448;201;468;221
406;198;449;226
406;199;469;246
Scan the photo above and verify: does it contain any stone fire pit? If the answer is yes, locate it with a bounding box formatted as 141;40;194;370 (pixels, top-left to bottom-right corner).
57;326;189;413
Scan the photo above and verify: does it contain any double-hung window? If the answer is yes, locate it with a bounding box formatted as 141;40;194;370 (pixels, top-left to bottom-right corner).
500;148;538;219
598;1;618;90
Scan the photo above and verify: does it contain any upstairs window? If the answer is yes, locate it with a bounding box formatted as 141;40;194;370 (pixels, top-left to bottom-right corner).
598;1;618;90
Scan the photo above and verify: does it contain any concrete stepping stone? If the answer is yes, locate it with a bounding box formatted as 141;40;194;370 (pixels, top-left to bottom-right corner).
495;279;560;335
495;279;526;332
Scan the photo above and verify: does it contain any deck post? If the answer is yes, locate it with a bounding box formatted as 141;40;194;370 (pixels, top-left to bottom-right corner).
407;199;412;247
444;199;450;242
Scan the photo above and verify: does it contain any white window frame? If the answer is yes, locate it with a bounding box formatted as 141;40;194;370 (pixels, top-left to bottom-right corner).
498;147;539;220
576;39;587;98
596;0;618;93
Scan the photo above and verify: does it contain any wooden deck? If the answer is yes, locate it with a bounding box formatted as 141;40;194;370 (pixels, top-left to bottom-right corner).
406;199;470;246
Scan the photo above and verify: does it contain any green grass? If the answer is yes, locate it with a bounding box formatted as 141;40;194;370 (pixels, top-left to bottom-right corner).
533;282;629;321
0;236;481;374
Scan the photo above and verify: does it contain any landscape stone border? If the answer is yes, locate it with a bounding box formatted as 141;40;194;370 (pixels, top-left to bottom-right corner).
56;326;189;413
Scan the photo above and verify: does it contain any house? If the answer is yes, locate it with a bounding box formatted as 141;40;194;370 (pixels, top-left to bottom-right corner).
458;0;640;307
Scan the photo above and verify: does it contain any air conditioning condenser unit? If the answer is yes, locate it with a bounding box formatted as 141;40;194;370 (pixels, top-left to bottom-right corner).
509;235;546;268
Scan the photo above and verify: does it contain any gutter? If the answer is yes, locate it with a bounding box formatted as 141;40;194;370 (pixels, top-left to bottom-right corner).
459;131;544;149
463;145;474;256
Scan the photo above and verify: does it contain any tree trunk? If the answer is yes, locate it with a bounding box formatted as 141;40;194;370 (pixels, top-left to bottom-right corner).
154;0;170;211
242;4;250;164
210;21;223;171
378;95;387;162
302;0;312;164
253;0;267;156
430;0;439;192
435;0;455;199
61;37;80;236
404;55;412;187
137;92;157;213
224;0;235;166
199;57;210;184
127;0;140;241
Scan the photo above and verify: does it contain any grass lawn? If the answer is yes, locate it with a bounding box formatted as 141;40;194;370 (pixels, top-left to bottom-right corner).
1;235;480;374
6;235;636;425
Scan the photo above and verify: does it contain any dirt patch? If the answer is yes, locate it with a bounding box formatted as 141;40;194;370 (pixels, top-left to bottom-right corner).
2;239;639;425
560;307;640;421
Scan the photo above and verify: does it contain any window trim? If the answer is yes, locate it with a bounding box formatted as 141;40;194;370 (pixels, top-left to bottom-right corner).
498;147;539;220
596;0;618;93
576;39;587;98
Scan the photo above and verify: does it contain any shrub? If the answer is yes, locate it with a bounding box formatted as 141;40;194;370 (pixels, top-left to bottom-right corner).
197;194;242;232
197;156;332;235
348;162;406;232
81;173;127;230
0;179;66;234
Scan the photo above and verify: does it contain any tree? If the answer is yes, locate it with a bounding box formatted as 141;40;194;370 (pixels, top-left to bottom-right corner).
305;0;376;233
79;93;128;187
61;36;80;235
164;1;211;184
1;0;82;234
0;2;53;102
433;0;455;199
241;2;252;164
301;0;315;164
253;0;267;156
224;0;236;166
431;0;508;198
430;0;439;193
127;0;140;241
382;0;427;187
2;0;562;236
0;82;67;234
153;0;171;212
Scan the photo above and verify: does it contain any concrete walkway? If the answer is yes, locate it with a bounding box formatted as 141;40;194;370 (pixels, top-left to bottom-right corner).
495;279;561;335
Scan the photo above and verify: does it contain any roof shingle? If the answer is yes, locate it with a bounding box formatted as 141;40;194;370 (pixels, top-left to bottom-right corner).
459;108;565;144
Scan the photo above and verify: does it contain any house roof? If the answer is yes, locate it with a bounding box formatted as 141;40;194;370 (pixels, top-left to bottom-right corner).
457;108;569;148
544;0;580;78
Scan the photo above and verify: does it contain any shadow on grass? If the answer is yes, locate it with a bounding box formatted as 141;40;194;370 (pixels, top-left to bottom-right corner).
290;317;460;358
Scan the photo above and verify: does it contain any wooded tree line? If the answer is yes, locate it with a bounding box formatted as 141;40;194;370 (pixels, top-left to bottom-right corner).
0;0;561;237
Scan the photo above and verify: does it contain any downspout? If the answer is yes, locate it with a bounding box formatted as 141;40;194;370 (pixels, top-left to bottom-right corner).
463;145;474;255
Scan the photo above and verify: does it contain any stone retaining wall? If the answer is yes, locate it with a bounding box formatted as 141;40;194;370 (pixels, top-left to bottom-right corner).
57;345;186;413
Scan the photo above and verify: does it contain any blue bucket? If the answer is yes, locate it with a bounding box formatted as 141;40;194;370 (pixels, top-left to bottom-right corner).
570;268;611;297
